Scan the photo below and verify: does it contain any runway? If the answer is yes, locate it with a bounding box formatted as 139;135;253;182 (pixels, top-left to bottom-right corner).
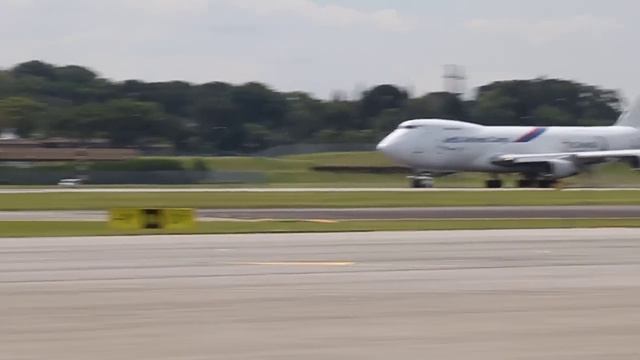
200;205;640;220
3;229;640;359
3;205;640;221
2;187;640;194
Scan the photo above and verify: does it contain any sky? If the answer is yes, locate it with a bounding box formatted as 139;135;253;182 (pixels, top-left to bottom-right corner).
1;0;639;100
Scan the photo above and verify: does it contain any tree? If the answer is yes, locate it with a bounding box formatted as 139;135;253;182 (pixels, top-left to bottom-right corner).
11;60;57;80
0;60;626;152
0;97;47;137
284;92;324;139
372;108;406;133
242;123;272;151
473;79;621;126
96;99;168;146
0;71;15;98
49;103;104;138
322;101;357;131
55;65;98;84
471;89;518;126
231;82;287;128
119;81;193;116
533;105;573;126
192;94;240;151
360;85;408;120
407;92;467;120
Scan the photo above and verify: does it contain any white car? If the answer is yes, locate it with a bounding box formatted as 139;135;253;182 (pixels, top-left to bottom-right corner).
57;178;83;187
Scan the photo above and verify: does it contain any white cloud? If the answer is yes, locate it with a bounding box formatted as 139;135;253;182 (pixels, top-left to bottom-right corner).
119;0;210;15
4;0;33;7
225;0;412;32
1;1;639;99
466;15;623;43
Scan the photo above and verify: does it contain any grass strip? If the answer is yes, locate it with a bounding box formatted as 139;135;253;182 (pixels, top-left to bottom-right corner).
2;190;640;210
1;219;639;237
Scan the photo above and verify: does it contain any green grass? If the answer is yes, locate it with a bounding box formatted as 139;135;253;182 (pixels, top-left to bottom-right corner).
266;171;404;185
148;152;640;187
1;219;639;237
285;151;395;166
198;152;404;186
2;190;640;210
204;156;311;171
161;152;396;169
11;152;640;187
148;153;405;186
149;155;312;171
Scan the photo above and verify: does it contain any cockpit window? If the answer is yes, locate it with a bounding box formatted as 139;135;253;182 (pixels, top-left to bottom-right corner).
399;125;421;129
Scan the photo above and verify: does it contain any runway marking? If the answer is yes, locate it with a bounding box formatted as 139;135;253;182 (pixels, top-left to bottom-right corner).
201;219;340;223
306;219;340;224
243;261;355;267
206;217;640;222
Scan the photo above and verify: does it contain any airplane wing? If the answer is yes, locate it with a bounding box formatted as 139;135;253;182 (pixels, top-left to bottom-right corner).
493;150;640;166
492;150;640;178
492;150;640;177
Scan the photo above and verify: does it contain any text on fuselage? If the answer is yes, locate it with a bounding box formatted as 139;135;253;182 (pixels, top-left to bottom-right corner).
444;137;510;144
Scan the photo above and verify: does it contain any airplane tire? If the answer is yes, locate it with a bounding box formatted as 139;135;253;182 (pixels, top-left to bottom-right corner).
538;180;556;188
410;174;434;188
411;179;433;188
518;179;534;188
411;179;423;188
486;179;503;188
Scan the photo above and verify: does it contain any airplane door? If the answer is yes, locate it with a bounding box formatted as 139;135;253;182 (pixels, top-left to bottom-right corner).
431;128;451;169
412;127;445;169
596;136;610;151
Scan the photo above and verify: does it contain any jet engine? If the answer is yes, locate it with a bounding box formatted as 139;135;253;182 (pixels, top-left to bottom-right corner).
624;156;640;170
543;159;580;179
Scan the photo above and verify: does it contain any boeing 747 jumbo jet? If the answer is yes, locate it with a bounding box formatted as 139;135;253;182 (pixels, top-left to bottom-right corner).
377;98;640;188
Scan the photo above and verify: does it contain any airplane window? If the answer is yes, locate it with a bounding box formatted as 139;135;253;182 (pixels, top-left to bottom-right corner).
399;125;420;129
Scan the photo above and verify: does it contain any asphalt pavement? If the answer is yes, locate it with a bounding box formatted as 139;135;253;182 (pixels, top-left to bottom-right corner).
3;229;640;359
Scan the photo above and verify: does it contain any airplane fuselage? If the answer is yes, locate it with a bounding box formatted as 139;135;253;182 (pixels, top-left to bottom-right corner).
377;119;640;173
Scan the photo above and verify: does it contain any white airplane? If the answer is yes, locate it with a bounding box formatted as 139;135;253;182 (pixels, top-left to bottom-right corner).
377;98;640;188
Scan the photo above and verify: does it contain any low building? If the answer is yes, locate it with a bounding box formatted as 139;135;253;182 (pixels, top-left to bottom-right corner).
0;138;139;161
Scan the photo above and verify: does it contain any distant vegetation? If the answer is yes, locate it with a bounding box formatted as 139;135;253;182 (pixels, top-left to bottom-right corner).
0;60;624;154
1;150;637;187
88;158;187;172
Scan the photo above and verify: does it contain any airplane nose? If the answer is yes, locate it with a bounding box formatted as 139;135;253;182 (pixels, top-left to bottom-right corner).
377;129;419;166
376;135;393;153
377;131;404;159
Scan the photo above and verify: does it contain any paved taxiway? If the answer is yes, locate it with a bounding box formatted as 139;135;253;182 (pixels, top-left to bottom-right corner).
201;205;640;220
3;205;640;221
3;187;640;194
3;229;640;359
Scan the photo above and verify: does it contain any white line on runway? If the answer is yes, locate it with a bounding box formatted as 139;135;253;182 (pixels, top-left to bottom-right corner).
241;261;355;266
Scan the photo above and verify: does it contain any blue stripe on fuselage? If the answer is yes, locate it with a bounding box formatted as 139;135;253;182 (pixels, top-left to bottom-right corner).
515;127;547;143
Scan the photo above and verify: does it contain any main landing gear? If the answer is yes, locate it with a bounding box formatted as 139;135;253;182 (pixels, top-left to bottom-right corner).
409;173;434;188
517;178;558;188
485;179;503;188
483;176;559;189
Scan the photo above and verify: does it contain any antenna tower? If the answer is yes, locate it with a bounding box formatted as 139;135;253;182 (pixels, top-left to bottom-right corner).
443;64;466;95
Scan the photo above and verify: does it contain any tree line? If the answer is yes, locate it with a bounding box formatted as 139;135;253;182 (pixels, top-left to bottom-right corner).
0;60;624;153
